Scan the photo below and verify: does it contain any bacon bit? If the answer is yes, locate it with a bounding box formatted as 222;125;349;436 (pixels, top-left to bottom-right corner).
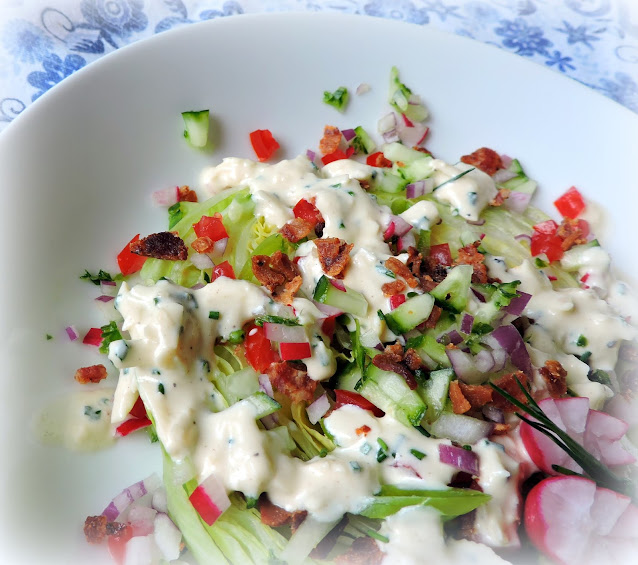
191;236;215;253
280;217;314;243
252;251;302;304
315;238;354;279
84;515;108;544
382;279;407;297
319;125;342;155
335;536;384;565
539;359;568;398
406;247;447;290
449;380;472;414
74;364;107;384
489;188;511;207
359;179;371;191
178;185;198;202
424;305;442;329
460;147;503;176
372;344;418;390
403;348;423;372
258;495;307;531
490;423;511;435
557;217;588;251
267;361;317;404
413;146;432;155
383;342;404;362
385;257;418;288
356;425;371;436
130;231;188;261
454;241;488;284
491;371;529;411
458;382;493;409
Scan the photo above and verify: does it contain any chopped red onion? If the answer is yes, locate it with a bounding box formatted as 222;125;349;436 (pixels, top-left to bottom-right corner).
514;233;532;245
397;231;416;252
504;291;532;316
383;130;400;143
492;169;517;184
446;348;485;384
405;178;434;199
439;444;480;476
307;394;331;425
388;215;412;237
312;300;343;317
100;280;117;296
154;513;182;561
213;237;228;255
95;295;115;303
397;122;429;147
471;288;486;303
306;149;316;162
466;218;486;226
151;186;179;207
461;314;474;334
447;330;464;345
258;373;274;397
341;128;356;142
491;325;532;376
474;349;495;373
329;278;346;292
102;474;161;521
482;404;505;424
190;282;206;290
383;221;396;240
378;112;397;134
190;253;214;270
431;413;493;444
65;325;79;341
356;83;371;95
504;191;532;214
500;154;513;168
260;413;280;429
263;322;307;344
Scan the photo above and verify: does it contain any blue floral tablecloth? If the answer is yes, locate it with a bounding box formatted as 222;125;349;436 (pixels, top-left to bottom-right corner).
1;0;637;132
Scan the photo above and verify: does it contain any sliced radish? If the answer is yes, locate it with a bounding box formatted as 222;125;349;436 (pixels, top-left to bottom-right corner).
189;474;231;526
520;397;635;474
524;476;638;565
279;341;312;361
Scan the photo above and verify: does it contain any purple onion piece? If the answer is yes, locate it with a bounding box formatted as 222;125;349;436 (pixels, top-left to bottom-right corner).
307;394;331;425
446;348;484;384
406;180;425;199
389;214;413;237
504;291;532;316
258;373;274;398
466;218;486;226
491;324;532;376
65;325;79;341
474;349;495;373
471;288;486;303
398;231;416;252
514;233;532;245
341;128;356;142
190;282;206;290
439;444;480;476
95;295;115;303
431;413;494;445
482;405;505;424
447;330;464;345
306;149;316;162
492;169;517;184
504;191;532;214
461;314;474;335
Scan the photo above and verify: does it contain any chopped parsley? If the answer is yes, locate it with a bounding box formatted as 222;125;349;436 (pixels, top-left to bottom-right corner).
254;315;300;327
45;334;53;341
84;405;102;421
168;202;184;229
323;86;349;112
99;321;123;355
158;383;165;394
577;335;588;347
80;269;114;285
228;329;245;344
209;311;220;320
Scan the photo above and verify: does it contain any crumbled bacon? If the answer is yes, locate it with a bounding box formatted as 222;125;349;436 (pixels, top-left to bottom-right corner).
178;185;198;202
539;359;568;398
491;371;529;411
359;179;371;191
356;425;371;436
267;361;317;404
258;495;307;531
458;382;493;409
449;380;472;414
191;236;215;253
454;241;488;284
406;247;447;290
315;238;353;279
557;217;588;251
335;536;384;565
385;257;418;288
252;251;302;304
130;231;188;261
491;423;511;435
382;279;407;297
424;305;442;329
413;146;432;156
75;364;107;384
319;125;342;155
460;147;503;176
280;217;314;243
490;188;511;207
403;348;423;372
372;343;418;390
84;516;108;544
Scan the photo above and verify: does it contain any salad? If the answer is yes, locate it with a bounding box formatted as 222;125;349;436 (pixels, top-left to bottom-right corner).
60;68;637;565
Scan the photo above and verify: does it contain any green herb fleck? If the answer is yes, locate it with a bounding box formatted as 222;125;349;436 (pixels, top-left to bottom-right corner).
377;438;389;463
577;335;588;347
158;383;165;395
577;351;592;364
254;315;300;327
534;258;549;268
147;426;159;443
350;461;362;472
80;269;114;285
46;334;53;341
360;442;372;455
323;86;349;112
99;321;122;355
168;202;184;229
433;167;475;191
588;369;611;387
209;311;220;320
228;329;245;344
462;445;472;451
366;530;389;543
245;496;258;509
471;322;493;336
84;406;102;421
410;449;426;460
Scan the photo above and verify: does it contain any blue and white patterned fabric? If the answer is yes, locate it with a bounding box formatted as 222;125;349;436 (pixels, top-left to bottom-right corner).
1;0;637;131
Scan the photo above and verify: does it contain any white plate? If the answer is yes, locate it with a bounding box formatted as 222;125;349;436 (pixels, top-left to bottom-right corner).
0;12;636;565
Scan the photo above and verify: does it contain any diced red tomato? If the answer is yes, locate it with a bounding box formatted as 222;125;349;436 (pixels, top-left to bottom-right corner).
429;243;452;266
531;232;564;262
82;328;103;346
249;129;280;162
554;187;585;219
193;213;228;242
334;390;385;418
389;294;406;310
107;524;133;565
244;324;279;373
117;234;147;276
115;417;152;437
279;342;312;361
533;220;559;235
211;261;235;280
128;396;147;419
293;199;323;227
366;151;392;168
320;315;337;340
321;146;354;165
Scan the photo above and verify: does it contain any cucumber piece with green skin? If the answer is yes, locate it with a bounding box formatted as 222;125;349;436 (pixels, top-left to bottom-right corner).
418;368;455;424
407;333;451;369
382;142;429;165
384;293;435;335
429;264;473;313
370;169;407;194
353;126;376;154
313;275;368;317
398;157;435;183
182;110;210;148
359;365;426;426
240;392;281;419
336;363;362;392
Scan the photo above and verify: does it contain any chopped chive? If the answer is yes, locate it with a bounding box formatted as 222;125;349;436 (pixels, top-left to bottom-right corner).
350;461;362;472
360;442;372;455
433;167;475;191
228;329;245;344
158;383;165;394
366;530;389;543
410;449;426;460
209;311;220;320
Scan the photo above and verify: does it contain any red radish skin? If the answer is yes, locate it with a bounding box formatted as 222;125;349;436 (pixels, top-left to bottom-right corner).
525;476;638;565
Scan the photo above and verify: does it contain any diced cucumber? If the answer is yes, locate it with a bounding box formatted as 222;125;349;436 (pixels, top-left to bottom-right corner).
370;169;407;194
359;365;426;426
336;363;363;392
182;110;210;148
240;392;281;419
353;126;376;154
384;293;435;335
214;367;260;405
429;264;473;313
419;368;455;424
407;333;451;369
399;157;435;183
560;239;603;272
313;275;368;317
383;142;429;165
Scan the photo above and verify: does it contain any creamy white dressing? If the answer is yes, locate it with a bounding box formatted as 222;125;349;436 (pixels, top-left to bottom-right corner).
399;199;440;231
